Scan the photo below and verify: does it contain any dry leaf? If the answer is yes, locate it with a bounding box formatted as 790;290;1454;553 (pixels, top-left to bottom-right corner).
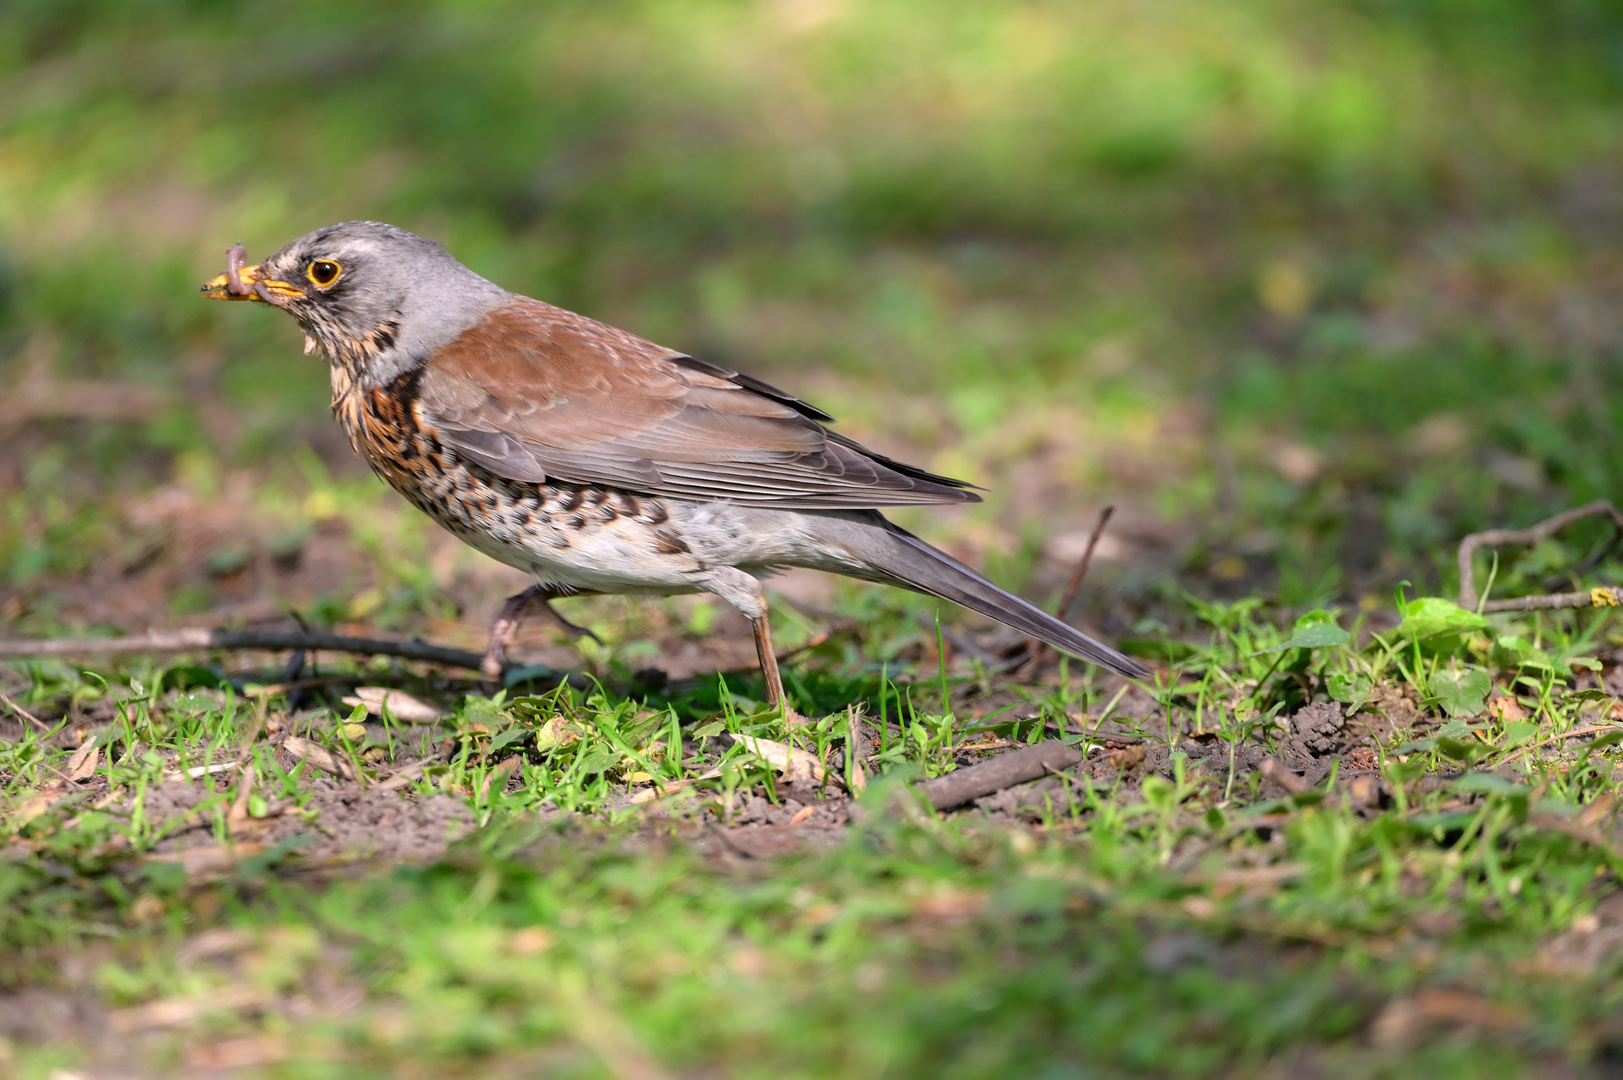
1107;745;1145;770
377;762;426;791
534;714;578;751
342;686;449;723
281;736;357;780
1488;694;1529;722
65;741;100;781
479;756;522;799
628;769;721;805
734;735;825;783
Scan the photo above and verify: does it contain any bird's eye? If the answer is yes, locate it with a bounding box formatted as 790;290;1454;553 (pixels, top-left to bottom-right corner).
307;260;342;287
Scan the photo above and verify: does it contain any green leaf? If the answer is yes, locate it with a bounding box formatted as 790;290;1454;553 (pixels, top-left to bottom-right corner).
1500;720;1539;749
1491;637;1556;673
1326;670;1371;703
692;721;726;739
487;726;529;754
1452;772;1528;797
1435;736;1479;763
576;747;622;774
1257;620;1351;653
1429;667;1491;718
1398;597;1489;640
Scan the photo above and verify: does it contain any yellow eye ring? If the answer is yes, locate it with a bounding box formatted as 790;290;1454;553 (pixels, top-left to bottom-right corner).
307;260;342;287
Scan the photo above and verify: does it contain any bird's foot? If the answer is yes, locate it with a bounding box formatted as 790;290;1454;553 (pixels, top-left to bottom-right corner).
539;602;602;645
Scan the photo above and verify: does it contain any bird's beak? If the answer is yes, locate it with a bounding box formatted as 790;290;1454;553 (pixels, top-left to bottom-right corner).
199;246;303;306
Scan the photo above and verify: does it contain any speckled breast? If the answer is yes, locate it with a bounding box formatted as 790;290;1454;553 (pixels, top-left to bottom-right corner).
328;368;690;579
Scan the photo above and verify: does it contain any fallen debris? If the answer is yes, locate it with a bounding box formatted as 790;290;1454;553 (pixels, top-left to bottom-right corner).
1258;757;1312;795
1457;500;1623;612
282;736;359;781
342;686;451;723
0;627;495;672
629;769;722;805
733;735;826;784
917;742;1083;810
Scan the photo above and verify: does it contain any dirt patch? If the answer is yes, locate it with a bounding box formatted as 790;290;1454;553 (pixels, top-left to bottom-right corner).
128;775;473;868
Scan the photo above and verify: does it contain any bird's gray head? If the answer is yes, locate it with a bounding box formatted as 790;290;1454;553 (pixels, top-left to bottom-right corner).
201;220;508;385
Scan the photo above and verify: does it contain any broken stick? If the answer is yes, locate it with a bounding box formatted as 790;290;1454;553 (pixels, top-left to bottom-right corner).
0;628;495;673
1457;500;1623;613
916;742;1083;810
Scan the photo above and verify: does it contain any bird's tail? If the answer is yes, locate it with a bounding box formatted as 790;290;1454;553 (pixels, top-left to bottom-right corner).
827;516;1150;680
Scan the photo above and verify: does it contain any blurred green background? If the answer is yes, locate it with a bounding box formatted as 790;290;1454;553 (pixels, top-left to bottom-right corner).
5;0;1623;628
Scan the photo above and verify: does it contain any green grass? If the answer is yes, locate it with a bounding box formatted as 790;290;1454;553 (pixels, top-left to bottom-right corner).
8;588;1623;1074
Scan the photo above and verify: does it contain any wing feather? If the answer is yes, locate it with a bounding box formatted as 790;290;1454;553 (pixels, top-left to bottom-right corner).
416;298;979;509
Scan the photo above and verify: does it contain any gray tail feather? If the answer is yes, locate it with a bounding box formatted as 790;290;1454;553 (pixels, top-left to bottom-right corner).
846;519;1150;680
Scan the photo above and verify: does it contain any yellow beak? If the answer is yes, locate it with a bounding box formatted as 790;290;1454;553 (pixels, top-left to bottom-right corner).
199;264;304;303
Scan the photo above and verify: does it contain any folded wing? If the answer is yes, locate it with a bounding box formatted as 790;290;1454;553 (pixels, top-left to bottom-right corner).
415;298;979;509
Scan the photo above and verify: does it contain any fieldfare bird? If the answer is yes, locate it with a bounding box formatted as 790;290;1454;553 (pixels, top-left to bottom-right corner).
202;221;1147;708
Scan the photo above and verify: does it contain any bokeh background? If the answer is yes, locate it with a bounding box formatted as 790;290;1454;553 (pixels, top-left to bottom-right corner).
5;0;1623;654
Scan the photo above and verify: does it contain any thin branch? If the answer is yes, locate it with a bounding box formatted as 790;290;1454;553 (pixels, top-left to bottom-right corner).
1457;500;1623;611
0;687;51;732
1058;505;1115;622
1498;723;1623;765
0;628;493;672
1480;587;1623;614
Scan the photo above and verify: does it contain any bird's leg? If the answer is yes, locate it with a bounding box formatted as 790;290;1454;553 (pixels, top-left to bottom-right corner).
480;584;601;681
705;567;800;721
750;613;786;713
482;587;539;681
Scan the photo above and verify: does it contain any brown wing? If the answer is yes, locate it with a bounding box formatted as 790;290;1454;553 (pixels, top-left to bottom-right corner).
414;298;980;509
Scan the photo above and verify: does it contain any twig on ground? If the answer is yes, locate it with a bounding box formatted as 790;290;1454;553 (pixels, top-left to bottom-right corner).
916;742;1084;810
1478;588;1623;614
1457;500;1623;611
1498;724;1623;765
0;628;494;672
628;769;723;805
1057;505;1116;622
0;688;51;732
